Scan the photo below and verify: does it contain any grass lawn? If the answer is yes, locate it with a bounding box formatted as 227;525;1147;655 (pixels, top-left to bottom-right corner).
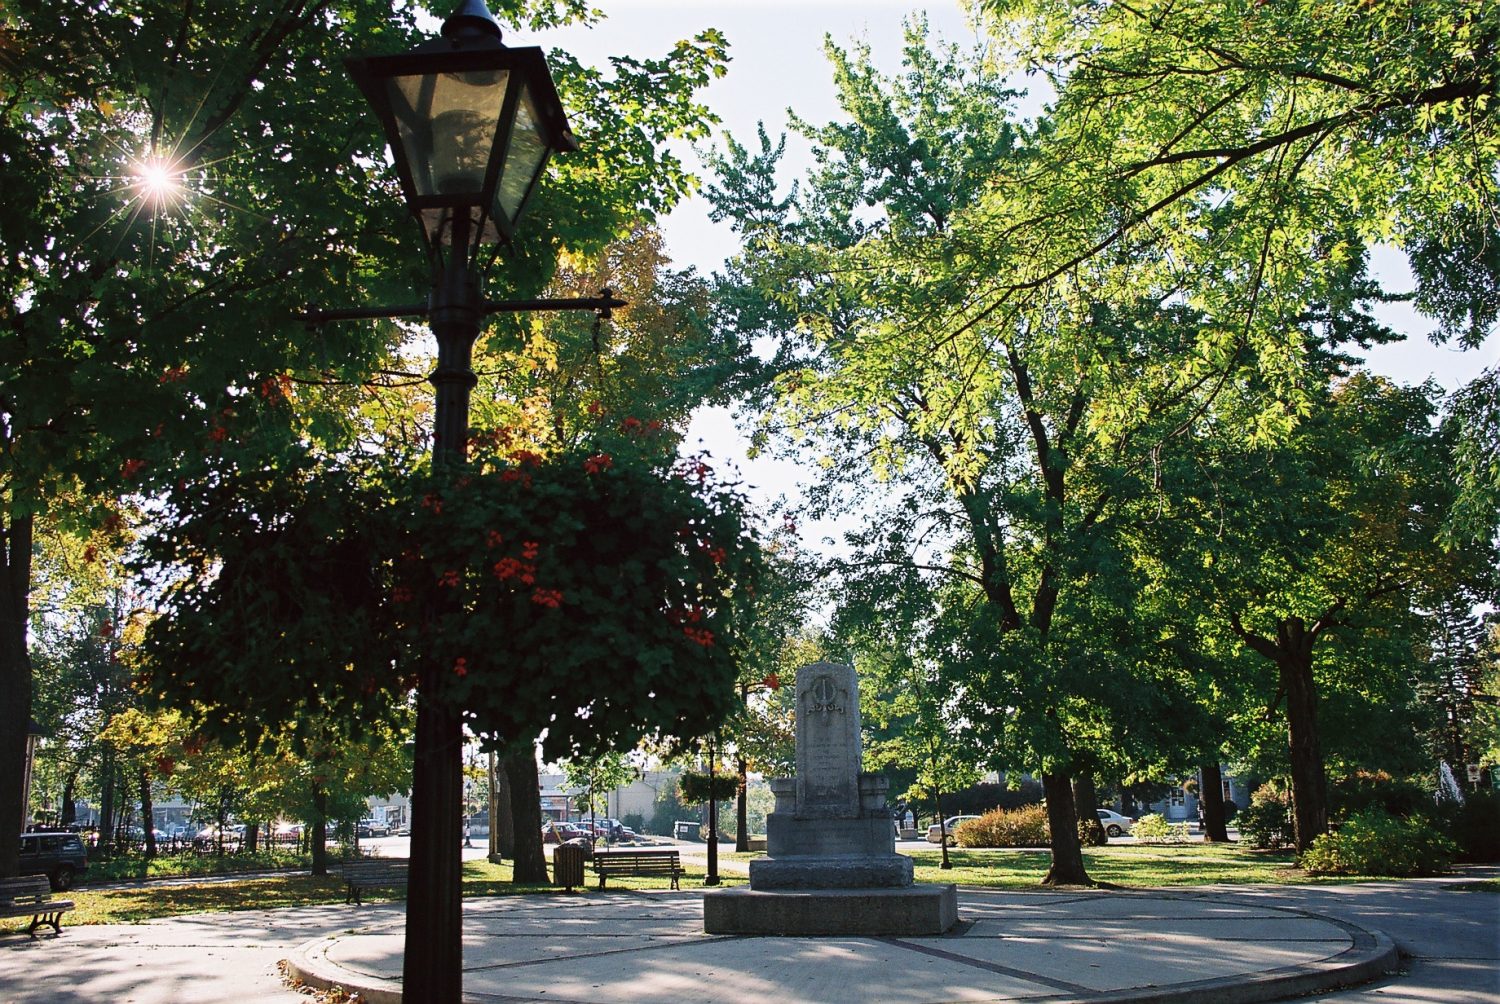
907;843;1302;887
85;848;317;884
8;841;1485;934
0;855;742;933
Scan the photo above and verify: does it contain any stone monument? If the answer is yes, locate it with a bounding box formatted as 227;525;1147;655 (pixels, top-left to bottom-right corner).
702;662;958;936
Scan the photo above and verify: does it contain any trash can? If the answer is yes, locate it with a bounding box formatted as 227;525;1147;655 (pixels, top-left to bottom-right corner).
553;842;586;890
674;820;700;841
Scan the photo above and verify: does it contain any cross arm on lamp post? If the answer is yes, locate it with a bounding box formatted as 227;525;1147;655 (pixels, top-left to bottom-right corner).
300;290;627;328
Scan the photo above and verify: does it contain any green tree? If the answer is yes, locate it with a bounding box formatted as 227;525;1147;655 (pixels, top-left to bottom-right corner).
559;751;634;835
708;24;1277;884
1160;373;1488;850
972;0;1498;349
1;0;729;876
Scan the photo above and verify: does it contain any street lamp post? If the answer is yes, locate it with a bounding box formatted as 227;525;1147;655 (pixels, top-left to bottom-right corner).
328;4;618;999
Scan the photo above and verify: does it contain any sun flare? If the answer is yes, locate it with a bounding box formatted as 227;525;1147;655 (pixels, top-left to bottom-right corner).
134;157;186;207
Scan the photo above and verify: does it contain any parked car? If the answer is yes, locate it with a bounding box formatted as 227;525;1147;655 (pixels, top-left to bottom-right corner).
18;831;89;891
541;821;595;846
926;815;981;846
588;818;628;842
1096;809;1134;838
357;818;390;838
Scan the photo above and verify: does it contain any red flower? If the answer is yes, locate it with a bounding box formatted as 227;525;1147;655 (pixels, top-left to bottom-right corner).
683;627;715;647
521;541;540;560
453;657;468;678
583;452;613;475
438;569;460;588
421;493;444;514
121;458;146;479
208;426;228;442
258;376;289;402
493;557;525;580
531;588;564;608
486;530;504;549
392;586;414;604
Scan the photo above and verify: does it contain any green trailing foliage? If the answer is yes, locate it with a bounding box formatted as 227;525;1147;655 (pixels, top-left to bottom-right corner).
1299;810;1456;878
677;770;739;804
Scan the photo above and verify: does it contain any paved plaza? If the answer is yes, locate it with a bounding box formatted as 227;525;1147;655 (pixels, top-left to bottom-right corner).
2;868;1496;1003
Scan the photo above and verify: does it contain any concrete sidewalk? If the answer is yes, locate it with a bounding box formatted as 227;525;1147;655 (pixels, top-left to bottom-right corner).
285;887;1399;1004
3;871;1494;1004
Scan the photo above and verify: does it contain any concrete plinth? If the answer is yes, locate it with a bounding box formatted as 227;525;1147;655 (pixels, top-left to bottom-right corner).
703;884;958;936
749;852;913;889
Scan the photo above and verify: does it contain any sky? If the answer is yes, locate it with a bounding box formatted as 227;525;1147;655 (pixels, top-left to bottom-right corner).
527;1;1494;514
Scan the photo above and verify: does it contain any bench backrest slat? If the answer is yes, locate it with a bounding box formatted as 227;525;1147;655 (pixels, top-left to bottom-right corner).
0;876;53;901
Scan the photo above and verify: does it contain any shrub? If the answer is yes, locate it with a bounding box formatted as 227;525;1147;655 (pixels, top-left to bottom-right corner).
1239;782;1295;849
1446;789;1500;863
1133;813;1191;843
1300;809;1456;877
1078;813;1106;847
959;804;1050;847
1330;770;1430;821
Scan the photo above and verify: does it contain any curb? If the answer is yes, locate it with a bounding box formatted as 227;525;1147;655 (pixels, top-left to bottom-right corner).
284;939;404;1004
1056;923;1400;1003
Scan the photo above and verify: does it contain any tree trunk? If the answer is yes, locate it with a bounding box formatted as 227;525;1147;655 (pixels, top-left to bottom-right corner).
61;774;76;826
1281;644;1328;853
734;753;749;853
1041;771;1092;886
98;745;117;852
1072;773;1105;846
1199;761;1230;843
504;751;548;884
245;821;259;854
0;512;33;878
311;786;329;876
491;752;515;862
140;769;157;858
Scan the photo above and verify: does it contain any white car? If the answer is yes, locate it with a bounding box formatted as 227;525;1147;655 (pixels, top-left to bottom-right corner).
925;815;981;846
1096;809;1134;837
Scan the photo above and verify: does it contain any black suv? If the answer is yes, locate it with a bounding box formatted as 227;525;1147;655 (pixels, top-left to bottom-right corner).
19;831;89;891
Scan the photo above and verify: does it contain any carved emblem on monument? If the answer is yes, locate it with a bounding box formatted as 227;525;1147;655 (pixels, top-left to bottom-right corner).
805;673;844;719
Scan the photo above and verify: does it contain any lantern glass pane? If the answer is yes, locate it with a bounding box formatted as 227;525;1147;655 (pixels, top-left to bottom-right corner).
387;68;510;198
495;84;548;223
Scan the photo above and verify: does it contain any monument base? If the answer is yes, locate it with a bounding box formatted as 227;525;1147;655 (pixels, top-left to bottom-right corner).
749;852;913;889
702;884;958;936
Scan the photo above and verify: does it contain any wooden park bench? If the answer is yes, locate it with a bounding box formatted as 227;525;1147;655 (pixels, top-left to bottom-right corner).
590;850;682;890
0;875;74;937
340;858;409;906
